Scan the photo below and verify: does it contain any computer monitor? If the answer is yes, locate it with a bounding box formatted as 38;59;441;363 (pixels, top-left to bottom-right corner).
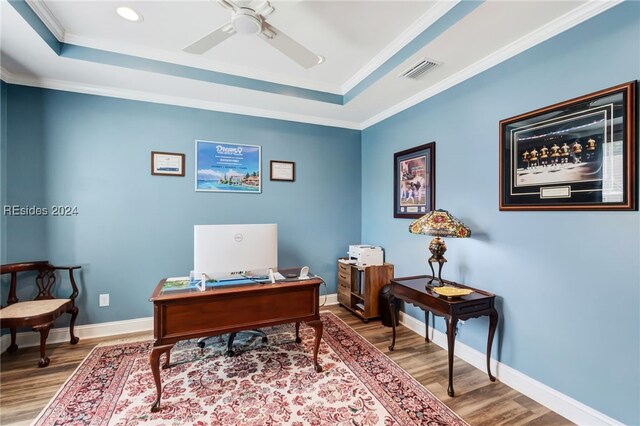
194;223;277;281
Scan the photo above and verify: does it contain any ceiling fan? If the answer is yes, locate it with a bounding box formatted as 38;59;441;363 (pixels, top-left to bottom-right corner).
184;0;323;69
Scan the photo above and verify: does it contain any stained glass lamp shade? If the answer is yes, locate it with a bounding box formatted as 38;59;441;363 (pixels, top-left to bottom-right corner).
409;209;471;286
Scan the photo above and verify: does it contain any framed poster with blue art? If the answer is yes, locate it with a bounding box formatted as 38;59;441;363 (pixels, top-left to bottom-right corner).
195;140;261;193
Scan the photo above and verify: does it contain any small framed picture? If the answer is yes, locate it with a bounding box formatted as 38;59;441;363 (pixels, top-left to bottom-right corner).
151;151;185;176
500;81;637;210
270;160;295;182
394;143;436;218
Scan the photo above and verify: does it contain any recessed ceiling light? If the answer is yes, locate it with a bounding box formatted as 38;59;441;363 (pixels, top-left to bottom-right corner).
317;55;325;64
116;7;143;22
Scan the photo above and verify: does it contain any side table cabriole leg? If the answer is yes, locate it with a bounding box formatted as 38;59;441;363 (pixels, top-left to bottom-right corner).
486;308;498;381
425;311;430;343
388;295;396;351
446;316;458;397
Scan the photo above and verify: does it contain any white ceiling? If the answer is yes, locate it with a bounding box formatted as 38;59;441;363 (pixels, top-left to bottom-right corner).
0;0;623;129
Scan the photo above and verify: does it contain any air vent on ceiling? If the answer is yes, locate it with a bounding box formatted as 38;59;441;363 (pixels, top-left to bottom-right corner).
399;58;441;80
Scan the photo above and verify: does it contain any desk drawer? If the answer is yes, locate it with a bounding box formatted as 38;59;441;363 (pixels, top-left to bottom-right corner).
453;299;493;316
159;286;318;340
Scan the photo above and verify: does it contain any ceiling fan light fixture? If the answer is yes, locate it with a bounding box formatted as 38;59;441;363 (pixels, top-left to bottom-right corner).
232;10;262;34
116;6;143;22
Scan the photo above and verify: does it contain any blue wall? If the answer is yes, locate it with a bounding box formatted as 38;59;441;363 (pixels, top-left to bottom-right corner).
362;3;639;424
1;81;7;264
2;86;361;325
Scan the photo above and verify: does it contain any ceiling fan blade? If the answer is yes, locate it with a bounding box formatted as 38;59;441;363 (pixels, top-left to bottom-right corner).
184;23;236;54
260;23;320;69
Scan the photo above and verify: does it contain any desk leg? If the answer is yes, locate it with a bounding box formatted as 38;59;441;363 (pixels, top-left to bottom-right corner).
446;316;458;397
295;322;302;344
388;296;397;351
149;344;173;413
162;350;171;369
486;308;498;382
306;320;323;373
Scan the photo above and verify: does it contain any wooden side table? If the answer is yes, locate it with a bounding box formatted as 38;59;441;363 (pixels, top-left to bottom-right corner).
388;275;498;397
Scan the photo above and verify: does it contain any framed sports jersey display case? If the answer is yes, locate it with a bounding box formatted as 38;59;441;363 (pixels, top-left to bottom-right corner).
499;81;636;211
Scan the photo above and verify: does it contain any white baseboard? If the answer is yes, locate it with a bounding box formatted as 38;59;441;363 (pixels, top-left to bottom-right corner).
398;311;624;426
323;293;339;306
0;317;154;353
0;294;340;353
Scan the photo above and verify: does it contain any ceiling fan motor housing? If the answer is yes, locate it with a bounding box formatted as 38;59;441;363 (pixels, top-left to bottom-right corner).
233;8;263;34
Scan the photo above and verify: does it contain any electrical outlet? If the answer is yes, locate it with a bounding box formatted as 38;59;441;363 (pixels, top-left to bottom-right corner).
99;294;110;307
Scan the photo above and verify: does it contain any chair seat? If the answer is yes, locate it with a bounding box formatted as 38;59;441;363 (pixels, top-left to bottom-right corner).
0;299;70;321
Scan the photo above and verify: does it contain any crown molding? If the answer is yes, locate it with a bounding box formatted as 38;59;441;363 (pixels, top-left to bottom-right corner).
6;0;623;132
340;0;460;94
25;0;65;41
0;66;15;83
361;0;624;129
63;33;344;96
4;72;362;130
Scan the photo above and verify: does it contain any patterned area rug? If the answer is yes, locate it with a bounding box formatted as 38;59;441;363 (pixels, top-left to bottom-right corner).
34;312;466;425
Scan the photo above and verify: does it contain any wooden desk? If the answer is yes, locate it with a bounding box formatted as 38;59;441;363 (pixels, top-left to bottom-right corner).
148;273;323;412
387;275;498;397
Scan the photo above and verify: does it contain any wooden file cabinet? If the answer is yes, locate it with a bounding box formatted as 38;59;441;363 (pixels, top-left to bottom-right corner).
337;260;394;322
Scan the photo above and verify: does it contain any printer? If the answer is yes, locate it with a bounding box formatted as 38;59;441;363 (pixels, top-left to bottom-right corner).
348;245;384;267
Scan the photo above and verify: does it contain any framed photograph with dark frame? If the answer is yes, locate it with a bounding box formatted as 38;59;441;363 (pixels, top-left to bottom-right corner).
151;151;185;176
500;81;637;211
270;160;295;181
394;142;436;218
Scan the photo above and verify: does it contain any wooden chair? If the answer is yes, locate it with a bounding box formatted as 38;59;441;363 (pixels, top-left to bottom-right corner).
0;261;81;367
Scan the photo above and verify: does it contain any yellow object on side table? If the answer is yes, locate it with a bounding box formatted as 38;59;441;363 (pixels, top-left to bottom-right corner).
433;286;473;298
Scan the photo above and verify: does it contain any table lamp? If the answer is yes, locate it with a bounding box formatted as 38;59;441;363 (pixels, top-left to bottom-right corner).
409;209;471;287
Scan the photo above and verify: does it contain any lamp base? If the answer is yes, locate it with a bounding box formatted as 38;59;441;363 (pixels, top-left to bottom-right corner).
428;258;447;287
427;236;447;287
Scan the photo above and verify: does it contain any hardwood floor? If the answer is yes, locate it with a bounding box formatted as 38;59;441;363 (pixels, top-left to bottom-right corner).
0;305;572;425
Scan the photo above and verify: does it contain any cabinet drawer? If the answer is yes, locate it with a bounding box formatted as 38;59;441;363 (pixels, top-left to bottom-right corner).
337;278;350;292
337;265;351;288
337;262;351;279
337;278;350;305
337;289;350;306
